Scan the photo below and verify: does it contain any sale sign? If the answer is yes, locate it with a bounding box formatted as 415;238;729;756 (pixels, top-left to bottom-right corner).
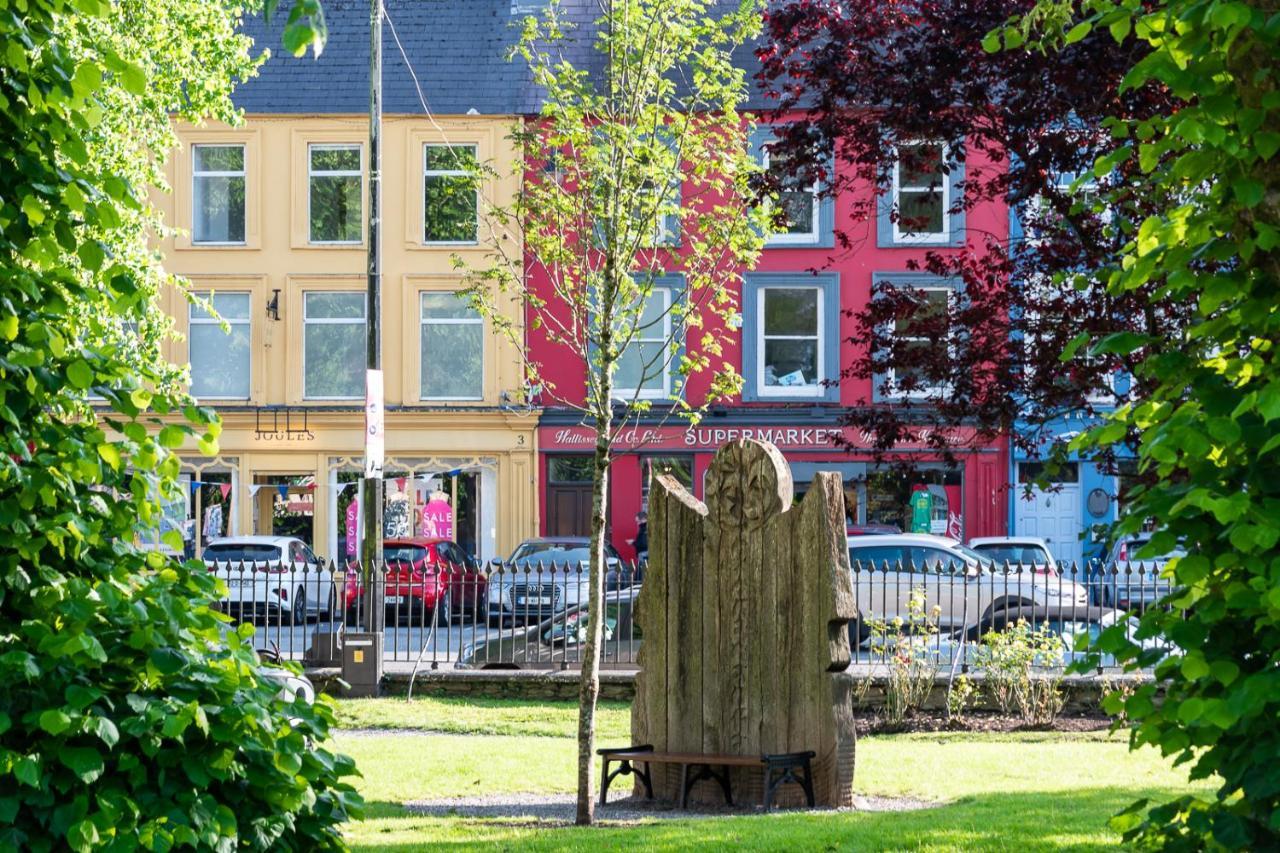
420;494;454;539
345;500;359;557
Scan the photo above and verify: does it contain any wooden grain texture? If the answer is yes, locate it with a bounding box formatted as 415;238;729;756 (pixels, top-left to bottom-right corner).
631;439;854;807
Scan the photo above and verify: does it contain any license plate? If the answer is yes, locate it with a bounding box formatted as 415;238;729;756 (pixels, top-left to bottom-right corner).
517;596;553;607
225;578;248;588
387;596;406;605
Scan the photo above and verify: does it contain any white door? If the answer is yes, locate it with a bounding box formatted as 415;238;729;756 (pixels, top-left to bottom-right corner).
1014;463;1084;567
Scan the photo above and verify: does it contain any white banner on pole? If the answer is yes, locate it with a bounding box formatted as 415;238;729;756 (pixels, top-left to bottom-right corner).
365;369;384;479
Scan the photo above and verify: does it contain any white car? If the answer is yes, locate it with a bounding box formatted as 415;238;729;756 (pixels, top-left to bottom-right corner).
202;535;336;625
968;536;1060;574
846;534;1089;636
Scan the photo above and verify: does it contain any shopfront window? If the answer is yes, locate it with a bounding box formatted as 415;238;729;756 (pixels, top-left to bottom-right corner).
864;467;963;536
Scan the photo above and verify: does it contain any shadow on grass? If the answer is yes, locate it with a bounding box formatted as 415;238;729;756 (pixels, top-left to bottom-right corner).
348;786;1174;851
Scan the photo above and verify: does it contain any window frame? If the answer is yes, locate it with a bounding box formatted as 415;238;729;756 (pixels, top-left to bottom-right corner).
188;291;252;401
613;285;674;401
871;272;963;402
760;145;820;246
741;273;840;403
419;290;484;401
191;143;247;246
877;140;966;248
301;290;367;401
422;142;479;246
307;143;364;246
749;127;835;249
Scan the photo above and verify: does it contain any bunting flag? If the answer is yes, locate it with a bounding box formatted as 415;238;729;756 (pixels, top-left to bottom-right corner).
189;480;200;496
304;483;316;492
219;483;232;500
249;484;262;497
395;477;406;492
276;484;289;501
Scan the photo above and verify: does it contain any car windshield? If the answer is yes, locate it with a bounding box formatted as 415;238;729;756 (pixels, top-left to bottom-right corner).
1126;537;1186;560
542;604;620;646
202;543;281;562
512;544;590;565
972;543;1051;566
950;544;996;570
384;545;429;564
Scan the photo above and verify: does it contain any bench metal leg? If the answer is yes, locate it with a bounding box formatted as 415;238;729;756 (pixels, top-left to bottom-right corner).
762;753;817;811
681;763;733;807
600;757;653;806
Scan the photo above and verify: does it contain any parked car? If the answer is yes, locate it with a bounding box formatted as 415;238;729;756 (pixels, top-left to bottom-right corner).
967;536;1060;574
1095;533;1185;608
460;587;640;669
847;523;902;536
202;535;335;624
486;537;630;625
846;534;1089;641
341;537;485;625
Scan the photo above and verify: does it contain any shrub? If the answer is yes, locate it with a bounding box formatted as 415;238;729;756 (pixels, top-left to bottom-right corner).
869;589;940;728
0;0;360;848
973;619;1066;727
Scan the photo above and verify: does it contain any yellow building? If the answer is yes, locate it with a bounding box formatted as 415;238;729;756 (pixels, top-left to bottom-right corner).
154;106;535;562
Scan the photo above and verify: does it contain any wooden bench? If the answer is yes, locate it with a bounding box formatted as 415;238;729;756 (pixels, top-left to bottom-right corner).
598;745;816;811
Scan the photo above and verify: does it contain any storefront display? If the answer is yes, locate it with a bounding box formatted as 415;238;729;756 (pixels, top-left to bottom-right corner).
538;417;1006;558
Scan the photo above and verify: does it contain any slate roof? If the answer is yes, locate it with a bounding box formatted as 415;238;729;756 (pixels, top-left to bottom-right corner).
233;0;775;116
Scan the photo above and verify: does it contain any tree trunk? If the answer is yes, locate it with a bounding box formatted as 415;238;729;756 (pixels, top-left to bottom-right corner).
575;411;611;825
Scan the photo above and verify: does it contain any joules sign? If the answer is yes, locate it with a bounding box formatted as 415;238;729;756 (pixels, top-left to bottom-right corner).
540;424;976;452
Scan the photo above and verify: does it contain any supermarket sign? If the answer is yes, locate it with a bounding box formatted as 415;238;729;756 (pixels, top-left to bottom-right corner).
539;424;976;452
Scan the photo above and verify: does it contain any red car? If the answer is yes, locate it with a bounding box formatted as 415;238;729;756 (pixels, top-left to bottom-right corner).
342;538;486;625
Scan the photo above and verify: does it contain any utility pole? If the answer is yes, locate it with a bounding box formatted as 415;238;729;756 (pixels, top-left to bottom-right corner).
347;0;384;697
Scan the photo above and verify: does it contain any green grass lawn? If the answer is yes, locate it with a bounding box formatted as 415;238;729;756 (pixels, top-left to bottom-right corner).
330;698;1210;851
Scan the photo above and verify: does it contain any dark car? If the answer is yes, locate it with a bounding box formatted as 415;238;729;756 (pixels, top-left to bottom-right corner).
343;537;485;625
460;587;641;669
486;537;631;625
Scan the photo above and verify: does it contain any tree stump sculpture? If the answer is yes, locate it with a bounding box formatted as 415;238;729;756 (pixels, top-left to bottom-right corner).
633;439;857;807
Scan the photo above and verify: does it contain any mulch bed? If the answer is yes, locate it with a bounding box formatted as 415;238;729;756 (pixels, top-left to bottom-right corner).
858;710;1116;735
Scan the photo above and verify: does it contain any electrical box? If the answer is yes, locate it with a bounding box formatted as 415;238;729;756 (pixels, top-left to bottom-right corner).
341;632;383;697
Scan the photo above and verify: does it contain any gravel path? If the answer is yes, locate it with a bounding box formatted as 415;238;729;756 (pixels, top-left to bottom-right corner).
405;792;941;825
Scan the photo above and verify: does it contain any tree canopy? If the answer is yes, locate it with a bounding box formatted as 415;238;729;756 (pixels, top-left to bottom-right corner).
0;0;357;848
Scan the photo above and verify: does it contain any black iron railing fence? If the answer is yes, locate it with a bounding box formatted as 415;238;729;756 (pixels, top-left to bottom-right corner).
205;559;1168;672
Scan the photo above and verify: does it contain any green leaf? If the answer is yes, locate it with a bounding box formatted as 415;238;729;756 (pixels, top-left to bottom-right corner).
1060;331;1091;362
1256;131;1280;161
97;444;121;471
77;240;105;272
0;315;17;341
67;360;94;390
59;748;105;784
14;757;39;788
1064;20;1093;43
38;709;72;735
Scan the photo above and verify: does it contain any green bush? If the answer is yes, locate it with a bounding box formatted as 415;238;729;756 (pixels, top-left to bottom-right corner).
973;620;1066;727
0;0;359;849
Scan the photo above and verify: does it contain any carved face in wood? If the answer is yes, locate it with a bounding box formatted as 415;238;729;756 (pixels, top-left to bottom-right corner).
703;440;792;530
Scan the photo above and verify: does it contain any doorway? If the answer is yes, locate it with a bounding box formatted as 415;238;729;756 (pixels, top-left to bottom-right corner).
252;473;316;549
546;455;593;537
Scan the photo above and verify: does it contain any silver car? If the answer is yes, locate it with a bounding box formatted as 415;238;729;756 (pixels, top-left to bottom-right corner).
1097;534;1184;608
847;534;1089;635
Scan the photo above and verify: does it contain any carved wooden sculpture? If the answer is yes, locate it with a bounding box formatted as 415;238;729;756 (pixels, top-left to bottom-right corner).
632;439;857;807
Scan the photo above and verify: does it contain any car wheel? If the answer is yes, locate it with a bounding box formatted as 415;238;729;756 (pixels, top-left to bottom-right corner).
289;588;306;626
434;590;453;626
